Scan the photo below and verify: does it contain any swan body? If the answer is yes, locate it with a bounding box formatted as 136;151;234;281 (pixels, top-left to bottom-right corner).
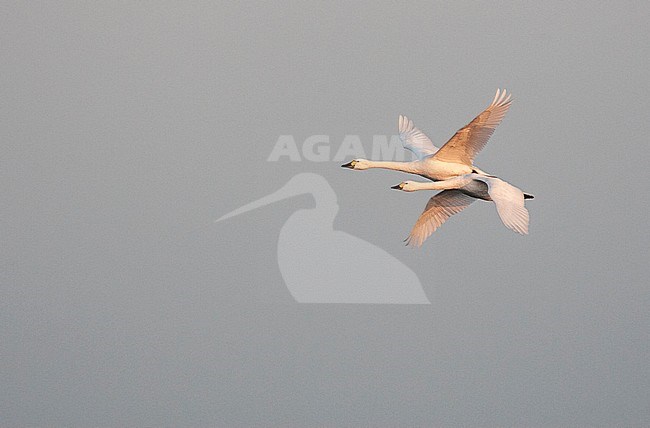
342;89;512;181
392;173;533;246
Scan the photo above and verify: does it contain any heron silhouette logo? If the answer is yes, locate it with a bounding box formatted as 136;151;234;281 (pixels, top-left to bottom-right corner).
215;173;430;304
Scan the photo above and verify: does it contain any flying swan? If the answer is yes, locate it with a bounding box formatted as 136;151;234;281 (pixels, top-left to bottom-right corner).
391;173;534;247
342;89;512;181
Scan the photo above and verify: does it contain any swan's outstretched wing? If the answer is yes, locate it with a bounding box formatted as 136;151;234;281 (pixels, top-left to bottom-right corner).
433;89;513;165
405;190;475;247
398;115;439;160
476;175;529;235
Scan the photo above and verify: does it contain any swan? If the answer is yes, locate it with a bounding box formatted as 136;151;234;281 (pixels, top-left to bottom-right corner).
391;173;534;246
341;89;512;181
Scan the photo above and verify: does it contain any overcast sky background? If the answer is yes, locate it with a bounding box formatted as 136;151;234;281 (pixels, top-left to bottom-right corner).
2;2;650;426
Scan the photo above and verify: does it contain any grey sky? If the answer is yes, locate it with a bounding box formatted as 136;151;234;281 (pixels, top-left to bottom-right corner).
2;2;649;426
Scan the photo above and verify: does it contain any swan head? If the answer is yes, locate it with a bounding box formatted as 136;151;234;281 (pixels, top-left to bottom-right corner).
390;181;418;192
341;159;370;170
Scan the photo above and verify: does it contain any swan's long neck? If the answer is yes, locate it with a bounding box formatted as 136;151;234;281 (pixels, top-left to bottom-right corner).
411;175;469;191
365;160;422;175
411;181;451;191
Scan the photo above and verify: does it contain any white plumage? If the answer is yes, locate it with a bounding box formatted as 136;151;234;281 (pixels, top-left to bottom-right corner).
342;89;513;181
392;174;533;247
